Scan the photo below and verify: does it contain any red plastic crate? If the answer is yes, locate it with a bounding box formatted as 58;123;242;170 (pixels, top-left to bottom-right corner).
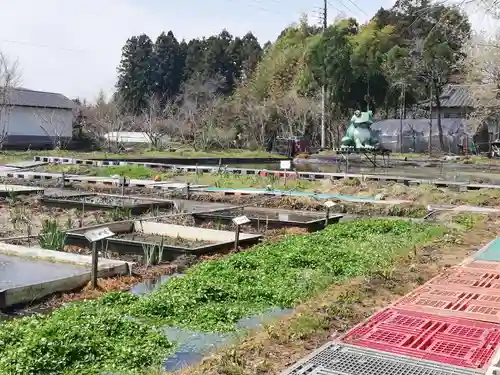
338;308;500;369
429;267;500;290
394;283;500;323
462;260;500;272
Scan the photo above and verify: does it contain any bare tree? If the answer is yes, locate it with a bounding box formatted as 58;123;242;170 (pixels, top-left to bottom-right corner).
241;97;277;149
85;98;131;153
0;52;20;149
277;93;321;142
176;76;236;150
34;109;73;149
464;32;500;137
138;95;175;150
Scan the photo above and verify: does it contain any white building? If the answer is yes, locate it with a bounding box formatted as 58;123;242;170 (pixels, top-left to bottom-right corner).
0;88;76;148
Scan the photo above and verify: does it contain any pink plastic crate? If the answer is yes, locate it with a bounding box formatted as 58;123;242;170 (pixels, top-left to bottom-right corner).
338;308;500;369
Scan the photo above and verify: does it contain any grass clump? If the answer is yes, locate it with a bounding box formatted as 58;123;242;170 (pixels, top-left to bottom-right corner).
38;219;67;250
133;219;444;332
0;295;173;375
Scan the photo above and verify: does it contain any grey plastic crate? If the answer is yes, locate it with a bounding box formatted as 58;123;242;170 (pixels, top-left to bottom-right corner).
280;342;482;375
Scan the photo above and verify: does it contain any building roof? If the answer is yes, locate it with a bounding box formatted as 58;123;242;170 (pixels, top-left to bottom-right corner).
418;84;480;109
437;85;477;108
7;88;76;110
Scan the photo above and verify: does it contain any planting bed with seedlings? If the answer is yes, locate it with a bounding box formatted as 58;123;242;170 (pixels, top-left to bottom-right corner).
66;221;261;263
0;191;177;255
0;219;445;375
0;194;103;242
191;206;342;232
115;232;213;248
41;192;175;215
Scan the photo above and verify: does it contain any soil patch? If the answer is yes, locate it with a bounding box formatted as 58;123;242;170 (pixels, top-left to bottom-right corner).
0;196;106;238
178;215;498;375
115;232;214;248
62;194;155;206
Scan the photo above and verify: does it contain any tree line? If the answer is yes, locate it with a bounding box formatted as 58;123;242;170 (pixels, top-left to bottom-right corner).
88;0;472;151
115;30;263;114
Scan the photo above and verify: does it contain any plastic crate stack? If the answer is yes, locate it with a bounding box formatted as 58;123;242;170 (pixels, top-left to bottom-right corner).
281;238;500;375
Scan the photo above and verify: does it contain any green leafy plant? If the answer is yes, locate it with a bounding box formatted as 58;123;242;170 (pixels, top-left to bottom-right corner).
142;237;165;267
107;206;132;221
142;243;156;268
9;205;28;230
133;219;444;332
0;299;174;374
65;216;74;230
38;219;67;250
6;190;18;204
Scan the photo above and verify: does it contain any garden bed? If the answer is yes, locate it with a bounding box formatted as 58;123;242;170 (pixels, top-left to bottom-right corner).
66;220;262;261
114;232;212;248
192;206;343;232
41;193;174;215
0;184;44;197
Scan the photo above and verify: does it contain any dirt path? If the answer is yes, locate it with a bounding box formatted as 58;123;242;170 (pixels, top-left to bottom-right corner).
177;215;500;375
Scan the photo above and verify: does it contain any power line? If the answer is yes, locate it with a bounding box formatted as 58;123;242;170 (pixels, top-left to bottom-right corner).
342;0;369;17
327;0;351;17
0;39;86;53
329;0;357;17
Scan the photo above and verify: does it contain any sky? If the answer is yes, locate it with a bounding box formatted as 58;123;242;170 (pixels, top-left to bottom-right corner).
0;0;496;102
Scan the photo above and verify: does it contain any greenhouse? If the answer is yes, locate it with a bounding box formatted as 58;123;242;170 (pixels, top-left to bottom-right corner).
371;118;489;153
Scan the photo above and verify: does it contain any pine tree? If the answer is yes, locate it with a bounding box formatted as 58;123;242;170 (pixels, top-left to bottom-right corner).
116;34;154;115
152;31;184;104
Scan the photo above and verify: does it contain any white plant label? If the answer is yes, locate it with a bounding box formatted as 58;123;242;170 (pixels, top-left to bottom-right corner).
280;160;291;169
232;215;251;226
84;227;115;243
324;201;336;208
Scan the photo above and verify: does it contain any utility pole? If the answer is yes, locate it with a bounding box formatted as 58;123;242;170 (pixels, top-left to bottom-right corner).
428;85;433;156
399;84;406;153
320;0;327;149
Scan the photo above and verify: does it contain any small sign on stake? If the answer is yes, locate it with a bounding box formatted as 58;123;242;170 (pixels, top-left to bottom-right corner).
84;227;115;289
232;215;250;252
280;160;292;187
280;160;291;170
323;201;337;226
324;200;336;208
232;215;250;226
84;227;115;243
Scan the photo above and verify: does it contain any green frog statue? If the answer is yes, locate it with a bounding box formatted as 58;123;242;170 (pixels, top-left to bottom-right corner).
340;110;380;150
